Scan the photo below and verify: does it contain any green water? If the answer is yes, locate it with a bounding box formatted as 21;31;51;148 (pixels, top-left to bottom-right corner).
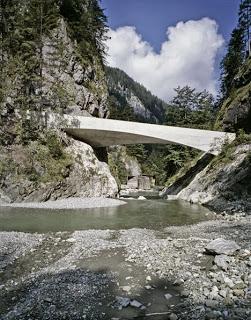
0;199;212;233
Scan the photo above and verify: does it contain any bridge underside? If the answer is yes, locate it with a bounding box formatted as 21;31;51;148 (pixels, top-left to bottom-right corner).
65;128;181;148
59;115;236;155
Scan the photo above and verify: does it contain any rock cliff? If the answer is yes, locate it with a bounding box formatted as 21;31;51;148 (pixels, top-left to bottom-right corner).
177;143;251;214
215;57;251;133
164;54;251;214
106;66;166;123
0;0;118;202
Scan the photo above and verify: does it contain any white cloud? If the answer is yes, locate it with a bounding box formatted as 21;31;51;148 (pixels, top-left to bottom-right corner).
106;18;224;102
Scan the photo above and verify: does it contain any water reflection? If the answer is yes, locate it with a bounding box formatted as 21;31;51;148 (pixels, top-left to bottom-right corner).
0;200;212;233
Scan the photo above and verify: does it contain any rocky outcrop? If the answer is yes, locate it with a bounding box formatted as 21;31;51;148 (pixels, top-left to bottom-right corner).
106;67;166;123
0;6;119;202
177;144;251;214
124;91;157;122
216;57;251;133
0;137;118;203
108;146;142;185
162;153;214;196
41;19;109;118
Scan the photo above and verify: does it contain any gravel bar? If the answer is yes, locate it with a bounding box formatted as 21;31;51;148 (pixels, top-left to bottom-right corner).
0;197;126;210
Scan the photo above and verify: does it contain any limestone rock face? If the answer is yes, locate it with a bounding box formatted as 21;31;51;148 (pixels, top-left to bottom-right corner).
216;57;251;133
126;93;156;122
0;138;118;203
64;139;118;198
124;157;142;177
221;86;251;133
41;19;109;118
108;146;142;184
177;144;251;214
106;67;165;123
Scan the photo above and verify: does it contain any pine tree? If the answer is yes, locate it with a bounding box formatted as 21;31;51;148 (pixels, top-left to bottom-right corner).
239;0;251;56
220;0;251;97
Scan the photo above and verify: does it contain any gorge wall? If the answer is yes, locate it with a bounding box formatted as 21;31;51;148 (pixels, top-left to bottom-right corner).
0;0;118;202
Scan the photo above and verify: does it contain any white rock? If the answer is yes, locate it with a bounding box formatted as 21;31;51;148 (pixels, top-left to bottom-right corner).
205;238;240;256
130;299;143;308
164;293;173;300
138;196;146;200
146;276;152;282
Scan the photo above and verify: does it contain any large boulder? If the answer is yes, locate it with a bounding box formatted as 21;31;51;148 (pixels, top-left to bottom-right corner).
205;238;240;256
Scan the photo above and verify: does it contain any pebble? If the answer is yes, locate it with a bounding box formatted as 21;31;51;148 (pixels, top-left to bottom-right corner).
173;279;184;286
145;285;152;290
121;286;131;293
169;313;178;320
130;299;143;308
146;276;152;282
180;290;189;298
164;293;173;300
205;299;218;308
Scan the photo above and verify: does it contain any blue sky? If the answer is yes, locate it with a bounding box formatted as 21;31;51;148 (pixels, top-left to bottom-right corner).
102;0;241;101
101;0;239;52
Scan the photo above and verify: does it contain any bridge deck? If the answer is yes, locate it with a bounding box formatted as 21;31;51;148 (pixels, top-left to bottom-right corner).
55;115;236;155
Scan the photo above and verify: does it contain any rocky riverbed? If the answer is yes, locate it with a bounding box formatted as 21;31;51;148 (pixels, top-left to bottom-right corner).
0;197;126;209
0;212;250;320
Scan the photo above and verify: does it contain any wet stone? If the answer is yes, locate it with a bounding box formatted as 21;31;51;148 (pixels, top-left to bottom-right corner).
113;296;130;309
130;299;143;308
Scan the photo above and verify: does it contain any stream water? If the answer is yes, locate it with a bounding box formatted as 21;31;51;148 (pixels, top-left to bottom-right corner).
0;200;215;319
0;199;213;233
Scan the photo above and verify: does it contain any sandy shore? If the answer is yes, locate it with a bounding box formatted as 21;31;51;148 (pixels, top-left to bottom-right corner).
0;197;126;210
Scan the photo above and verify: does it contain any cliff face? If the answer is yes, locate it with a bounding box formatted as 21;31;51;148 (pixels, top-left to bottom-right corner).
0;1;118;202
106;67;166;123
165;57;251;214
41;19;109;118
178;143;251;214
215;57;251;133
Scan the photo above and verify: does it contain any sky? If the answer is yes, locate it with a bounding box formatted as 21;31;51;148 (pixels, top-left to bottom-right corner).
101;0;241;102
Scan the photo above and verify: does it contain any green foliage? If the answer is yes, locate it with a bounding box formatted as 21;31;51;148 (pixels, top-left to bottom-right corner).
220;28;245;97
16;118;40;145
27;143;72;183
106;66;166;123
43;131;64;159
126;143;199;186
0;153;16;180
60;0;108;63
108;152;128;186
220;0;251;98
165;86;216;129
108;95;137;122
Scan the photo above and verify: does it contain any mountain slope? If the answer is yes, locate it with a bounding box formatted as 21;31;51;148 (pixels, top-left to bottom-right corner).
105;66;166;123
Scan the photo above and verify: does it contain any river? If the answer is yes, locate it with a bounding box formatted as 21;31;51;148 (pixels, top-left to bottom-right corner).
0;199;212;232
0;199;250;320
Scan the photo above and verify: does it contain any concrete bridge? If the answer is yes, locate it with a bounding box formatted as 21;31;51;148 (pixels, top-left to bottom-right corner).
53;114;235;155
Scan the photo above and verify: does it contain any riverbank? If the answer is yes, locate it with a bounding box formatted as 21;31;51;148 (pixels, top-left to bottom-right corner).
0;212;250;319
0;197;126;210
